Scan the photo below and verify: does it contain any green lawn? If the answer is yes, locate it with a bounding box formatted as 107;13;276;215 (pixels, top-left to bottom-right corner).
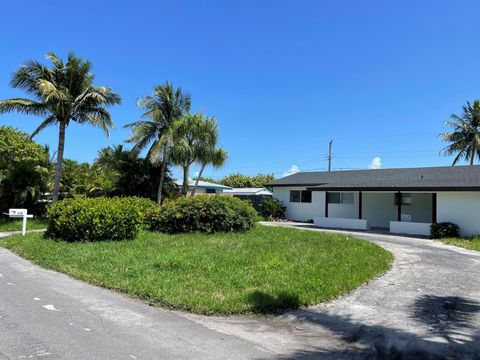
0;225;392;314
0;218;47;232
441;237;480;252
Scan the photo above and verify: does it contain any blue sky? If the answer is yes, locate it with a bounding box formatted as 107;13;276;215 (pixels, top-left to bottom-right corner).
1;0;479;180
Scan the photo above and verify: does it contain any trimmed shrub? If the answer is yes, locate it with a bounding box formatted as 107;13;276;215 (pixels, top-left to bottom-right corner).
147;195;257;233
430;222;460;239
258;196;286;220
47;197;145;241
125;197;158;220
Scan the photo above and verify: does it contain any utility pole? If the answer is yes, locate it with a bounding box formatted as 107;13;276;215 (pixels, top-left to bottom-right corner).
328;140;333;172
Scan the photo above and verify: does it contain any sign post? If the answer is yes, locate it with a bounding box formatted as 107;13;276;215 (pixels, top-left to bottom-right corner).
4;209;33;235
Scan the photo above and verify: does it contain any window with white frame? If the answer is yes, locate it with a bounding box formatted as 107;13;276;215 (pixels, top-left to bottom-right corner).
290;190;312;203
327;192;354;204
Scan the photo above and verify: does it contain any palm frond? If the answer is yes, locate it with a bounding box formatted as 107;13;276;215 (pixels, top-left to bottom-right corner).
37;79;69;102
31;115;57;138
80;108;115;137
442;100;480;165
0;98;48;116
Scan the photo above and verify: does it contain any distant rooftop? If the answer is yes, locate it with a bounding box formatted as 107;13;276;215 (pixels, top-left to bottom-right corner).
174;180;232;190
223;188;273;196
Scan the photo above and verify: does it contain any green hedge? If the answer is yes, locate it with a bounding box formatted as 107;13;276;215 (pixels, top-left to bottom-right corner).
258;196;286;220
430;222;460;239
147;195;257;233
125;197;158;221
47;197;150;241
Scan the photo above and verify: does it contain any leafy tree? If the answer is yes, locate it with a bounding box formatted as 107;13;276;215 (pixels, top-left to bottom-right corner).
0;52;121;202
93;145;174;200
0;126;49;212
0;126;47;166
192;176;218;183
58;159;92;196
219;173;275;188
125;82;190;205
442;100;480;165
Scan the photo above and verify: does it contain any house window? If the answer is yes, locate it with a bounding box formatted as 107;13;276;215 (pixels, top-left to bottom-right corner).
395;193;411;206
327;192;354;204
205;188;216;194
301;190;312;203
290;190;311;203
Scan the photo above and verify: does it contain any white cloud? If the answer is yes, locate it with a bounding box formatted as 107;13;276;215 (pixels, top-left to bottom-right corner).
283;164;300;177
368;157;382;170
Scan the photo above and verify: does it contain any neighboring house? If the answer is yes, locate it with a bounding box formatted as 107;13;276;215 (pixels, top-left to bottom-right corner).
223;187;273;210
174;180;232;195
266;165;480;236
223;188;273;196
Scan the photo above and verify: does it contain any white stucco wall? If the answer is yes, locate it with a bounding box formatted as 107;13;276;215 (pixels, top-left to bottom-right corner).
273;188;361;222
390;221;431;236
315;217;369;230
273;187;325;221
437;192;480;236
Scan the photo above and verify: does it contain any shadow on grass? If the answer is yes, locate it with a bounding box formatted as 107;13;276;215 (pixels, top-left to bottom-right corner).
247;290;300;314
41;231;136;243
262;295;480;360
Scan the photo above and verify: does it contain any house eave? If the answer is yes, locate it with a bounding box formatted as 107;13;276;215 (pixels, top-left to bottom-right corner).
305;186;480;192
266;183;327;188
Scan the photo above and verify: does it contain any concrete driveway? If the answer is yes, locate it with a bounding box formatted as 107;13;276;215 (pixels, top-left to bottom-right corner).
257;222;480;359
1;227;480;359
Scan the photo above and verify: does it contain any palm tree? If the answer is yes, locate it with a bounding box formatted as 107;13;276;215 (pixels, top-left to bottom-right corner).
170;113;217;195
0;52;121;202
441;100;480;165
190;118;228;196
191;149;228;196
124;82;191;205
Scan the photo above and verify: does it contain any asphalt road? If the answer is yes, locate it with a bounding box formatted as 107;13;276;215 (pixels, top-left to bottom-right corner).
0;243;274;360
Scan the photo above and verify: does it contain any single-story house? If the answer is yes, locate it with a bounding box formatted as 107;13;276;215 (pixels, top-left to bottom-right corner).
265;165;480;237
174;180;232;195
223;187;273;210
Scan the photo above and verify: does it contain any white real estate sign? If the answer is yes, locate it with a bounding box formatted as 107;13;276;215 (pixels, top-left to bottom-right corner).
5;208;33;235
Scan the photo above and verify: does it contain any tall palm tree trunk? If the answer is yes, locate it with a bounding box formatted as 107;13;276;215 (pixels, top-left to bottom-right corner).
157;145;168;206
182;166;189;196
52;121;66;203
190;163;206;196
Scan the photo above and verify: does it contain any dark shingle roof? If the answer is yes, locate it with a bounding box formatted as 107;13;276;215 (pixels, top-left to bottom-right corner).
265;165;480;191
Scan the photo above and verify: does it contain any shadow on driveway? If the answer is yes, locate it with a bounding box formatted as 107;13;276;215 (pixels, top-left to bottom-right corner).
261;294;480;360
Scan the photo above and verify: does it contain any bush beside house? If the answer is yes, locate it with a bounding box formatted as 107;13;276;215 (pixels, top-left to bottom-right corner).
147;195;257;233
259;196;286;220
430;222;460;239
